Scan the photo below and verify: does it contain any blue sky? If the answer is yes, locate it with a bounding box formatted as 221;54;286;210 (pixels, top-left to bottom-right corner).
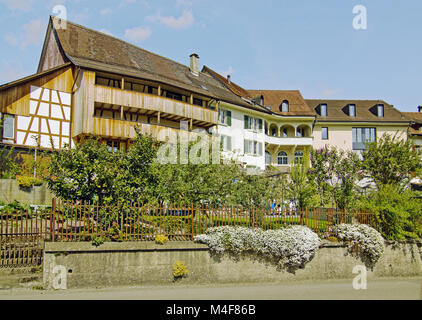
0;0;421;112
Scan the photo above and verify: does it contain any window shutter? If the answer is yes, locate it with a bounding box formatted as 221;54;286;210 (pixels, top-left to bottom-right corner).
244;116;249;129
258;142;263;156
3;115;14;139
258;119;263;131
227;111;232;126
244;139;249;154
227;136;232;151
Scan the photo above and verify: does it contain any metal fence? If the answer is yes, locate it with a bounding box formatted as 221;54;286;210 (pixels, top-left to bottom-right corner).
0;199;379;266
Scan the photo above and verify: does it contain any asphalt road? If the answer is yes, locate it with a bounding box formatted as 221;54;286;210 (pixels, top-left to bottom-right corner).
0;277;421;300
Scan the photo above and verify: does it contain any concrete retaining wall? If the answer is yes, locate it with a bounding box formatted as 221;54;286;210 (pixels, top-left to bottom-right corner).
43;241;422;289
0;179;53;205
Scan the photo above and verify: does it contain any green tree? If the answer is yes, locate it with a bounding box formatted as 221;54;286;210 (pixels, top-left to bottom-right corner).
287;155;317;210
362;133;422;189
309;146;362;209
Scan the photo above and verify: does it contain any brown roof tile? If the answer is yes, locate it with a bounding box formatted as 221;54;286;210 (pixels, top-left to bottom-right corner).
403;112;422;123
49;17;250;108
305;99;409;123
247;90;315;116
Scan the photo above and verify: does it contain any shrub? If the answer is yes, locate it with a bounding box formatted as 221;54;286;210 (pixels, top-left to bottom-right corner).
155;235;169;245
357;184;422;240
16;175;43;189
194;225;320;273
335;224;385;269
173;261;189;279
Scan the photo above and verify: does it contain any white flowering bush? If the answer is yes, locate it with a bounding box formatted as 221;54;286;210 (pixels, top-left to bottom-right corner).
335;224;385;269
194;225;320;273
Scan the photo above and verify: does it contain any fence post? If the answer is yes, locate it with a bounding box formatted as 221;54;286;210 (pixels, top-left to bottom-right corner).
191;203;195;240
51;198;56;242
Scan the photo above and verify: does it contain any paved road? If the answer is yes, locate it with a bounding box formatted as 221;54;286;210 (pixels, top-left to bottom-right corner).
0;277;421;300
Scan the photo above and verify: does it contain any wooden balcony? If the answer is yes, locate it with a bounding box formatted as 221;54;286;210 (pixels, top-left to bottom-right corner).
88;117;208;142
94;85;217;126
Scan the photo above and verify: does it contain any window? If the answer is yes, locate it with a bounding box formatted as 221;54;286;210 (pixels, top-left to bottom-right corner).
218;109;232;126
349;104;356;117
280;100;289;113
352;127;376;150
322;127;328;140
377;104;384;117
244;139;263;156
294;151;304;164
2;114;15;140
270;127;277;137
320;104;327;117
220;135;232;151
107;140;120;153
282;128;288;138
296;127;305;137
193;98;203;106
166;91;182;101
265;151;271;165
277;151;288;165
244;115;263;131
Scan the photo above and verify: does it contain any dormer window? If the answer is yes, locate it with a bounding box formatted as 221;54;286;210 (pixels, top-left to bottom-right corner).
320;104;327;117
377;104;384;117
349;104;356;117
280;100;289;112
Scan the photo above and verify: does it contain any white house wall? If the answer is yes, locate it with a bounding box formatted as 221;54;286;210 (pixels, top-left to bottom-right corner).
15;85;72;149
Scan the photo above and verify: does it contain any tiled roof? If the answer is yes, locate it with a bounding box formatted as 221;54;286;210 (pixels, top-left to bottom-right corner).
247;90;315;116
48;17;250;108
305;99;409;123
403;112;422;123
202;66;313;116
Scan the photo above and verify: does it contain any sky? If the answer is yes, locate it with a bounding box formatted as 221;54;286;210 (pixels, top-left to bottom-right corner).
0;0;421;112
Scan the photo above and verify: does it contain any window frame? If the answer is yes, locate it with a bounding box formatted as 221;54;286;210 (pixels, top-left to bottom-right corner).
277;151;288;165
320;104;328;117
321;127;329;140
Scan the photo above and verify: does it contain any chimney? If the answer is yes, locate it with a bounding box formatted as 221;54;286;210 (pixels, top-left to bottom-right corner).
227;75;231;84
190;53;199;76
418;106;422;113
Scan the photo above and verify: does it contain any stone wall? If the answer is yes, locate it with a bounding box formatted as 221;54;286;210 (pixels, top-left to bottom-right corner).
0;179;53;205
43;241;422;289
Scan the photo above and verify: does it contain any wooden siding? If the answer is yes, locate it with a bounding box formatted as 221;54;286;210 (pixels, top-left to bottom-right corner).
0;67;74;116
89;117;205;142
94;85;217;125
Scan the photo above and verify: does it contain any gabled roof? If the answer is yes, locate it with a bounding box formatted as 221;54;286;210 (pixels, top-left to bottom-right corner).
0;63;71;92
202;66;313;116
306;99;409;123
247;90;315;116
40;16;250;108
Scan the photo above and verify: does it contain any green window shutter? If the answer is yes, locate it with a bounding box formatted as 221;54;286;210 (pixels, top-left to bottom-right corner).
258;119;263;131
227;111;232;126
244;115;249;129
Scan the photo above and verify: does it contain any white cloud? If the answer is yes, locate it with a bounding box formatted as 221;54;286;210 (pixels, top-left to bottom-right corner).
5;19;46;49
148;9;194;29
125;26;152;43
0;0;33;11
